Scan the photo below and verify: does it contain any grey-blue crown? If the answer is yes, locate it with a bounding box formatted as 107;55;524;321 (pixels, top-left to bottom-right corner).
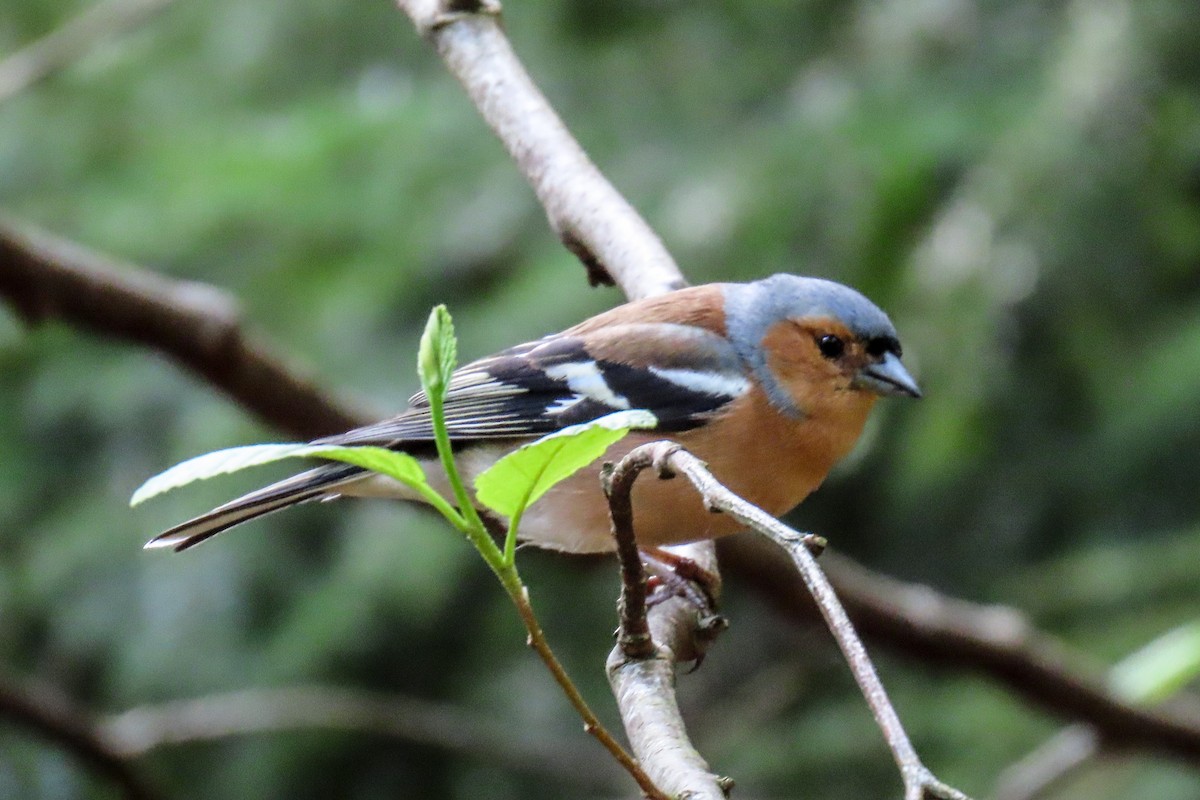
722;274;899;415
728;274;897;342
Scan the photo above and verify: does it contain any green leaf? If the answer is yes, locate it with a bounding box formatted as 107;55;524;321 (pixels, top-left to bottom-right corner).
418;304;456;403
304;446;428;489
1109;621;1200;705
474;410;658;518
131;443;427;506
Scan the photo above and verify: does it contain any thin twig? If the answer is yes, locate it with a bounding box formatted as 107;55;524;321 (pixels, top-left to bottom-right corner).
394;0;686;300
0;674;159;800
102;685;623;792
720;536;1200;764
602;446;730;662
500;577;671;800
0;216;370;439
600;455;658;660
0;0;177;105
631;444;972;800
992;725;1098;800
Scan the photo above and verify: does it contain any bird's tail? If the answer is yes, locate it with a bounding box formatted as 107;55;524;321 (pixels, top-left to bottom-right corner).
144;463;365;552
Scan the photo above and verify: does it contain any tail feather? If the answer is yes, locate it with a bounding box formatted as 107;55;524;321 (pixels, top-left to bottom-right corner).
145;463;365;552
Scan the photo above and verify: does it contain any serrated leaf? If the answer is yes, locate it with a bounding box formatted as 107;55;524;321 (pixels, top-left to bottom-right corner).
418;304;456;403
131;443;427;506
1110;621;1200;705
474;410;658;518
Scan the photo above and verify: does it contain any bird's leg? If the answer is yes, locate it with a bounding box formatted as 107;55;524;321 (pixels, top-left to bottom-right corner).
637;547;728;669
639;547;721;614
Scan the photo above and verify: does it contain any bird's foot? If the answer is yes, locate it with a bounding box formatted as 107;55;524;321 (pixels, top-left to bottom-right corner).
639;547;721;616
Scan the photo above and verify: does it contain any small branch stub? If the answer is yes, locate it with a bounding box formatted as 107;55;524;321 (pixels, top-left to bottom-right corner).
602;442;690;661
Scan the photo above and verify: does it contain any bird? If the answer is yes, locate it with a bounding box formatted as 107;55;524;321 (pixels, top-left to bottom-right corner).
145;274;920;555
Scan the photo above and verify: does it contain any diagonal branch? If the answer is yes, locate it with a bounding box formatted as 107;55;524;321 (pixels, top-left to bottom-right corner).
395;0;686;300
0;216;370;440
0;0;178;106
992;725;1098;800
389;5;726;794
719;536;1200;763
614;443;971;800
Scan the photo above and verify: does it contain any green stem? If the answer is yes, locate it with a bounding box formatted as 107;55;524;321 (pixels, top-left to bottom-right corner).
425;420;661;795
502;487;535;566
410;482;470;532
494;565;668;800
428;388;503;565
503;508;521;566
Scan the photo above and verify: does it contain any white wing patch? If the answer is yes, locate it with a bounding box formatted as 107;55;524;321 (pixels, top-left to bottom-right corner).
448;369;527;397
542;361;631;410
544;395;585;416
647;366;750;399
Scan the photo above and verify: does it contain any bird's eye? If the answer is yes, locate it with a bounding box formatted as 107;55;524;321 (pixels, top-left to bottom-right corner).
817;334;845;360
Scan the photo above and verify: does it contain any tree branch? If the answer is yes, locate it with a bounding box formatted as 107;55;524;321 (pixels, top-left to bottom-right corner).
102;685;624;793
0;0;178;106
600;454;657;661
719;536;1200;764
395;0;687;300
993;725;1098;800
627;444;970;800
0;674;159;800
0;216;369;440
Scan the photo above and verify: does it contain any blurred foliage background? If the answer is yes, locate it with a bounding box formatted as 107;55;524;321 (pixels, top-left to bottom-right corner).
3;0;1200;797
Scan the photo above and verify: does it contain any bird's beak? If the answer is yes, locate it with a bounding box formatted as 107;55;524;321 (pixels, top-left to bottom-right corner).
853;352;922;398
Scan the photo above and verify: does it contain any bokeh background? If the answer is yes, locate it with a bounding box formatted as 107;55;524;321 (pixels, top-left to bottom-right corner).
3;0;1200;797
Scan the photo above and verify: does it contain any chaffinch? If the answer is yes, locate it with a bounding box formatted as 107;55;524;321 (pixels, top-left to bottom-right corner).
146;274;920;554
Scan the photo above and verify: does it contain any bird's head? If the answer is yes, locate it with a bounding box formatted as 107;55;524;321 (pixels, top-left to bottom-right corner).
723;274;920;418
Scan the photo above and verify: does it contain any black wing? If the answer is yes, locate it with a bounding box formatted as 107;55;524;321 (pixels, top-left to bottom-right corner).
313;326;750;449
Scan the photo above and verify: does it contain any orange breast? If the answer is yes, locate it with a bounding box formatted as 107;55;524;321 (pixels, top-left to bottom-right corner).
516;384;876;553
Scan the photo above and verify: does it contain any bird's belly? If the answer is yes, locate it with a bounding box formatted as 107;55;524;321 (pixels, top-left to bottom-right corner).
516;468;749;554
343;415;855;555
514;430;827;554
